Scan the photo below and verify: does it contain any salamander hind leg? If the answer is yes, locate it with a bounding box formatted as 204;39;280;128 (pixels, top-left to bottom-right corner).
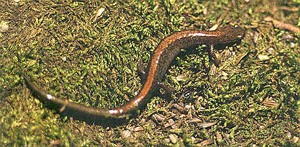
156;82;175;98
137;60;148;83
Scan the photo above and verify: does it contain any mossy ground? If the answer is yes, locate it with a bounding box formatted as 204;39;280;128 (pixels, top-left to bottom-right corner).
0;0;299;146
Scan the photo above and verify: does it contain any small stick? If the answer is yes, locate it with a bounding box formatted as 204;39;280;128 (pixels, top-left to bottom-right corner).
264;17;300;34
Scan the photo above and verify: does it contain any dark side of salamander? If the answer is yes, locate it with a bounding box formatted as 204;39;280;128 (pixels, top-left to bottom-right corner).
23;25;245;123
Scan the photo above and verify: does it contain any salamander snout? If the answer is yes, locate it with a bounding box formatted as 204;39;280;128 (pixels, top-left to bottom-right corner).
218;25;245;44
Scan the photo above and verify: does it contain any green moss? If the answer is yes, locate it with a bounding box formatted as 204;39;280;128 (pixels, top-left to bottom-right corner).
0;0;299;146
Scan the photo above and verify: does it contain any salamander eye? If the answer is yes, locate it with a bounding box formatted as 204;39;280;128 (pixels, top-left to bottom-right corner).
237;34;243;39
234;25;245;39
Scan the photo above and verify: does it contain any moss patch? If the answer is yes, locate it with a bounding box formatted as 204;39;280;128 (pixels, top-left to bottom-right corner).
0;0;299;146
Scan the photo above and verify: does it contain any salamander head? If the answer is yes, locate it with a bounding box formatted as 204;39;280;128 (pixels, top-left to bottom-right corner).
218;25;245;44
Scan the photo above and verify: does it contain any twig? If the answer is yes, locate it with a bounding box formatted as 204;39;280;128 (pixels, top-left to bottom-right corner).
264;17;300;34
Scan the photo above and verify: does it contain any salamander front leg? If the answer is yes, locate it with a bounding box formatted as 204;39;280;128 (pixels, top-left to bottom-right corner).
208;45;221;67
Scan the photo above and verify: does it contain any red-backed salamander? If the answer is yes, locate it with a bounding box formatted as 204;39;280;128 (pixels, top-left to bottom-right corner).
23;25;245;120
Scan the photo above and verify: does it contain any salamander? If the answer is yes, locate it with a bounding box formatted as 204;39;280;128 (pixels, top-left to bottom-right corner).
23;25;245;120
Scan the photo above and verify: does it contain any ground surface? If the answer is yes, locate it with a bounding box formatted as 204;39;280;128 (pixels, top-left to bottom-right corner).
0;0;299;146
